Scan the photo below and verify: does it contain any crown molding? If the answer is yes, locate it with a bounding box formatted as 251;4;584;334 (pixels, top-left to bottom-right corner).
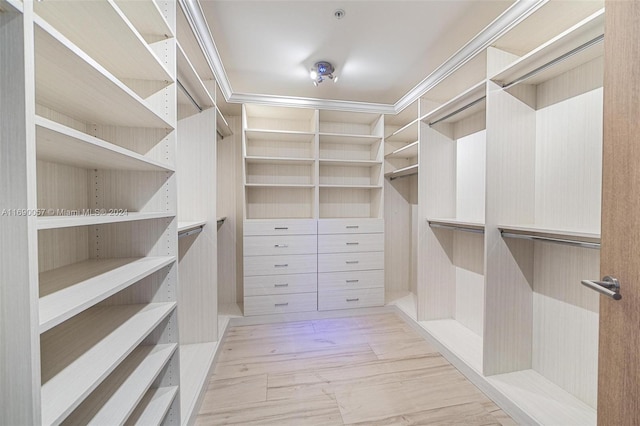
183;0;548;115
229;92;396;114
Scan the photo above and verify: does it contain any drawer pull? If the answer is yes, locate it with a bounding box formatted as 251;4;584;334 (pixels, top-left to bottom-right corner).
346;279;359;283
346;225;359;229
275;303;289;307
346;260;359;264
346;242;359;246
274;264;289;268
346;298;360;302
274;227;289;230
274;244;289;248
274;283;289;288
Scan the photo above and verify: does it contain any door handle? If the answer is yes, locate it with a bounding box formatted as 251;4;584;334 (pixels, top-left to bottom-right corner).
581;275;622;300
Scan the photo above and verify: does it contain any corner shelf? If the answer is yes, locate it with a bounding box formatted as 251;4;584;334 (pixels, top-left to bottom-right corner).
40;302;176;426
33;0;172;84
35;116;174;172
491;9;605;88
34;18;173;130
499;224;600;248
62;343;177;425
37;212;174;230
126;386;179;425
428;218;485;234
421;80;487;126
39;256;176;333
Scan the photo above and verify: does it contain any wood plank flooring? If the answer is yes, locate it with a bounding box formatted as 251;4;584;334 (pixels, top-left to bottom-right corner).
196;312;516;425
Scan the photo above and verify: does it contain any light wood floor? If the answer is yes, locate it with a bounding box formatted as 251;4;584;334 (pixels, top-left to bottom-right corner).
196;312;516;425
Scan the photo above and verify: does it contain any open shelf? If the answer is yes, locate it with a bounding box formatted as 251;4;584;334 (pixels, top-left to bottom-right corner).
37;212;173;230
245;105;316;132
179;342;218;424
386;141;418;159
245;156;315;165
63;343;177;425
499;224;600;248
319;133;382;145
385;119;419;143
319;184;383;189
33;0;172;84
421;319;483;373
177;41;215;119
178;221;207;234
320;159;381;167
126;386;179;425
245;129;315;142
34;18;172;130
40;302;176;425
245;183;315;188
488;369;596;425
491;9;605;88
35;116;173;172
428;218;485;233
385;164;418;179
39;256;175;333
217;107;233;137
114;0;174;42
421;80;487;126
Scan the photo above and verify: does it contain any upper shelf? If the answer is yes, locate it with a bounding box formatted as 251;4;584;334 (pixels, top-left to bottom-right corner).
491;9;605;88
386;141;418;159
36;117;174;172
177;41;215;120
38;212;174;231
217;107;233;138
176;1;215;82
245;156;315;165
385;120;418;143
428;218;485;233
319;133;382;145
34;0;172;85
114;0;173;42
420;80;486;126
320;159;382;167
499;224;600;248
385;164;418;179
245;129;315;143
35;18;173;130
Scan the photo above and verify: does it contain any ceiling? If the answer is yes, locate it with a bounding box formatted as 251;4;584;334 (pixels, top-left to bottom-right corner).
200;0;514;106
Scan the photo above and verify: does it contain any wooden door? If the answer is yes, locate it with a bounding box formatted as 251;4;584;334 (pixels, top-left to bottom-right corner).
598;1;640;423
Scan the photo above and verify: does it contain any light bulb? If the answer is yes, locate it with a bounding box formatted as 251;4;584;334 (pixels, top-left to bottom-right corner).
310;70;318;80
333;76;339;83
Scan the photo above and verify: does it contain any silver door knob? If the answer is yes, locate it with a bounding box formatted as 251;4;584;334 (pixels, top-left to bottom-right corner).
581;275;622;300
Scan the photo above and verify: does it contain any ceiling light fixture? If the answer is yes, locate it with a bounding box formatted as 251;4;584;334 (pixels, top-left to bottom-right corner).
310;61;337;86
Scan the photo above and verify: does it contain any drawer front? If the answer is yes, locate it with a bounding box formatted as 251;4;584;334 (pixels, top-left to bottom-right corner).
318;219;383;235
244;219;317;236
318;270;384;291
318;251;384;273
318;287;384;311
244;254;317;276
318;233;384;254
244;234;317;256
244;293;318;316
245;273;317;296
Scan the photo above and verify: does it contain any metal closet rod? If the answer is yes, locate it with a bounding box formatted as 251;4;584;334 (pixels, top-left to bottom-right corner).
501;34;604;90
428;96;486;127
178;225;204;239
177;79;225;139
501;231;600;250
429;223;485;234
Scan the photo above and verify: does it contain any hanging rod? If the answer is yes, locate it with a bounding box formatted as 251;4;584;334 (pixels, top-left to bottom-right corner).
501;231;600;250
501;34;604;90
177;79;226;139
429;222;485;234
428;96;486;127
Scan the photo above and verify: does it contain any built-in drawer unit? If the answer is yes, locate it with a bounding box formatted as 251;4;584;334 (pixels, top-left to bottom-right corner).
318;218;384;234
318;233;384;254
244;254;317;276
244;273;317;297
244;234;317;256
318;251;384;273
244;293;319;316
244;219;317;236
317;270;384;292
318;287;385;311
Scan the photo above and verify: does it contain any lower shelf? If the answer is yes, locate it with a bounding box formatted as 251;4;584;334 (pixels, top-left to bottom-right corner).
179;342;218;425
487;369;596;425
420;319;483;373
126;386;178;425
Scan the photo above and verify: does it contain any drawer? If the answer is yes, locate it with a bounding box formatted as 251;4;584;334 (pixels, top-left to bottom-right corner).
244;219;317;236
318;270;384;291
245;273;317;296
244;234;317;256
318;251;384;273
244;254;317;276
318;287;384;311
318;233;384;254
318;218;383;235
244;293;317;316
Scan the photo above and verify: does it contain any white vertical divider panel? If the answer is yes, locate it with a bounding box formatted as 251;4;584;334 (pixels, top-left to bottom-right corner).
0;2;41;424
484;46;537;375
177;107;218;344
384;176;412;297
313;109;320;220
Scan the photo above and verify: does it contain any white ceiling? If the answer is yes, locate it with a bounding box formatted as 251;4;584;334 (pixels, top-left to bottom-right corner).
200;0;514;105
